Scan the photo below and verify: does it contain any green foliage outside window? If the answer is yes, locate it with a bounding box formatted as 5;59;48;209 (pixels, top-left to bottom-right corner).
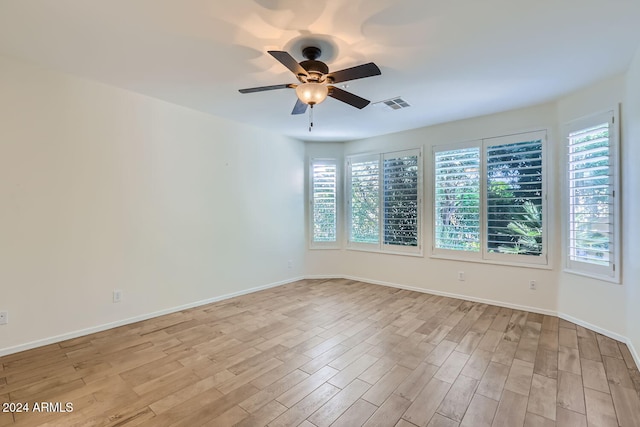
384;156;419;246
350;160;379;243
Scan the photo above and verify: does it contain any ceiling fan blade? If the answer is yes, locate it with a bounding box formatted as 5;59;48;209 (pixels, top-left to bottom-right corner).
291;99;308;115
268;51;309;77
238;84;295;94
326;62;381;84
327;86;370;109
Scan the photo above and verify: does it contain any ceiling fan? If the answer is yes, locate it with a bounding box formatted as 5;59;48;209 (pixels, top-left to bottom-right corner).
239;46;381;115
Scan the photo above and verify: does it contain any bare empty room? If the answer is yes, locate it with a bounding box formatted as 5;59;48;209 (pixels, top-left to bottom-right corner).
1;1;640;426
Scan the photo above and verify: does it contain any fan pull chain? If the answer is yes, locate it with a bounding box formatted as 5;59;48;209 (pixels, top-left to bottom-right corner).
308;104;314;132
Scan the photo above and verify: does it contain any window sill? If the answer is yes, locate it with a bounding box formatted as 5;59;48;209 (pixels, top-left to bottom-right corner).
346;246;424;258
563;268;620;284
309;245;341;250
430;253;552;270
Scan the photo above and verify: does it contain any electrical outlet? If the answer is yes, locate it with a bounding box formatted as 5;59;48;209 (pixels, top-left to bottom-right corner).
113;290;123;303
529;280;536;290
287;260;293;269
458;271;465;281
0;311;8;325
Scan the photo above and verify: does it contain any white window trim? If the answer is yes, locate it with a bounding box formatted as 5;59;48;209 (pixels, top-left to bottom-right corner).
346;149;423;256
431;130;549;268
309;158;339;249
563;107;621;283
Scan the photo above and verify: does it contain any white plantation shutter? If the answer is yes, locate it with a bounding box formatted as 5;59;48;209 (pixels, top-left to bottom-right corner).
434;145;481;252
383;150;420;249
348;155;380;244
347;150;422;254
485;134;545;261
433;131;547;266
566;111;618;280
311;159;337;244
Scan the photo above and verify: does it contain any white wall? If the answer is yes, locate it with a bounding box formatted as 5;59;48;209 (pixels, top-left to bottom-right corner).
0;55;305;355
555;75;627;339
624;46;640;359
306;104;560;314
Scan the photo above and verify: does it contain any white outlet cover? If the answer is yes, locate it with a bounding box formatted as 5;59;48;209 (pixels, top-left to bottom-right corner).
113;290;123;303
0;311;8;325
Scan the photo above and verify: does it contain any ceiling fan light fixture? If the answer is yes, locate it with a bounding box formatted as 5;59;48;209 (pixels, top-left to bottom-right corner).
295;82;328;105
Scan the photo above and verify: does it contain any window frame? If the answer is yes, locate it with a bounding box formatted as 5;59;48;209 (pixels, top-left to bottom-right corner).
432;140;482;261
309;158;339;249
563;108;620;283
431;130;548;267
346;148;423;256
346;153;380;251
483;131;547;266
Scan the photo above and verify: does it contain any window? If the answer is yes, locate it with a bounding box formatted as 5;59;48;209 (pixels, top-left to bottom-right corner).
347;149;421;254
383;153;420;248
485;136;544;260
434;145;480;252
310;159;337;247
565;110;619;281
349;155;379;244
433;130;547;266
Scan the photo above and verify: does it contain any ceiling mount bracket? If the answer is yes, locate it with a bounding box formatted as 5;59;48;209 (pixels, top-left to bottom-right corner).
302;46;322;61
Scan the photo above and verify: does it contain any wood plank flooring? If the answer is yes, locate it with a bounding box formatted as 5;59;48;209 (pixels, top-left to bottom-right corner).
1;278;639;426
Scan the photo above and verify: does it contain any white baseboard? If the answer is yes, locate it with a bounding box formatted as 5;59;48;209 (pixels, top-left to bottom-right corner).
0;276;304;357
627;337;640;373
341;275;557;316
557;313;627;344
304;274;345;280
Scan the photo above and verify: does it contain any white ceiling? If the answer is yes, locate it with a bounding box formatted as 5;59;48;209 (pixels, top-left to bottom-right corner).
1;0;639;142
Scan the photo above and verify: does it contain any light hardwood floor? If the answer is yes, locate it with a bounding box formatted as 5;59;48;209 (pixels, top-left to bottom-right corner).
1;278;640;426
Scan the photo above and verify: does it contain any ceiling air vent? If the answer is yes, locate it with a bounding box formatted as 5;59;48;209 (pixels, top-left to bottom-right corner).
373;97;411;111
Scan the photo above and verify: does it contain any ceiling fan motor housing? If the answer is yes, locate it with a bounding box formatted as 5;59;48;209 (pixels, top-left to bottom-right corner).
300;46;329;82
